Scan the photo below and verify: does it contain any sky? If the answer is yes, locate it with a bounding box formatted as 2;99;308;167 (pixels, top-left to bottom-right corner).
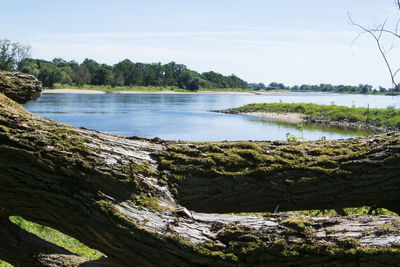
1;0;399;88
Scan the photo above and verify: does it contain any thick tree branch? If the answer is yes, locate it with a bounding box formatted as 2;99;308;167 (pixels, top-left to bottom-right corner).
0;73;400;266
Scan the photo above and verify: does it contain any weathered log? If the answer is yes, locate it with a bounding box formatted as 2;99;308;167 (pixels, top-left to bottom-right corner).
0;73;400;266
0;71;42;104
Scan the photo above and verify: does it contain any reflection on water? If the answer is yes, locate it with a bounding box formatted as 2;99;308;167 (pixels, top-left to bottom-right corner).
23;92;397;141
248;117;373;141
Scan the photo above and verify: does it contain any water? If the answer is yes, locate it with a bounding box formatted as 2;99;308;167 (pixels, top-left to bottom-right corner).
23;92;400;141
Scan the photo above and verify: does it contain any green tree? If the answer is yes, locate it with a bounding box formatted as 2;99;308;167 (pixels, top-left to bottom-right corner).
201;71;225;88
73;65;91;86
113;70;125;86
93;64;114;86
18;58;40;77
163;62;178;86
38;62;62;87
0;39;31;71
187;77;200;91
59;67;73;85
178;70;200;90
114;59;135;86
133;63;145;86
81;58;100;85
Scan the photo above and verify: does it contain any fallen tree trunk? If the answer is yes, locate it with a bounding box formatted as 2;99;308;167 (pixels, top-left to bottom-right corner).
0;73;400;266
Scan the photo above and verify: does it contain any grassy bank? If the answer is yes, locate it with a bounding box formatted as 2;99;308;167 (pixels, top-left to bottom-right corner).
231;102;400;128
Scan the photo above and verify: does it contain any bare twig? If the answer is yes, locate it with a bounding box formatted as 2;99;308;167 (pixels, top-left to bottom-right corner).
349;12;400;92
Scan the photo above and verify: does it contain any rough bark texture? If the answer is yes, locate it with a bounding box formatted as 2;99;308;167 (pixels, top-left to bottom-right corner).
0;71;42;104
158;134;400;214
0;72;400;266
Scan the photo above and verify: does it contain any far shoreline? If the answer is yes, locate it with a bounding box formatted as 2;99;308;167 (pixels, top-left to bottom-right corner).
42;89;293;95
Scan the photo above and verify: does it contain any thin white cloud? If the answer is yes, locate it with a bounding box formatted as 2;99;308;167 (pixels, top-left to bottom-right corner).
34;28;356;41
30;33;397;89
35;31;248;40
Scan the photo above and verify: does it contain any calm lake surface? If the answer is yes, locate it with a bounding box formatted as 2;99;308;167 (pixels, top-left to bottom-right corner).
24;92;400;141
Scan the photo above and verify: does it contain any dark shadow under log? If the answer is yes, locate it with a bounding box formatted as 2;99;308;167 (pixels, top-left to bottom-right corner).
0;217;88;266
0;72;399;266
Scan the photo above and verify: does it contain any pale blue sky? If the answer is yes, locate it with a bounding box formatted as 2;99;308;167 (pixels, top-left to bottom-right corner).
1;0;399;87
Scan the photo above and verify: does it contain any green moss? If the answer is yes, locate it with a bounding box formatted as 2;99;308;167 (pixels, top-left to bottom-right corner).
337;238;360;249
206;225;396;261
217;224;261;245
183;219;400;263
266;238;400;261
95;200;133;223
166;233;239;263
134;193;167;212
281;216;314;238
375;221;400;235
155;136;375;198
282;216;311;232
130;161;157;176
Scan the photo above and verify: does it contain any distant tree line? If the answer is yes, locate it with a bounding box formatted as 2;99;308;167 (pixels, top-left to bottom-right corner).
1;39;397;93
289;83;397;94
0;39;249;90
249;82;396;94
16;56;399;93
15;57;249;91
248;82;288;91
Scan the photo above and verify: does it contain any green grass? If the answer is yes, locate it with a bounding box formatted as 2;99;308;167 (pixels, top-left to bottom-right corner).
233;102;400;128
0;217;103;266
0;261;11;267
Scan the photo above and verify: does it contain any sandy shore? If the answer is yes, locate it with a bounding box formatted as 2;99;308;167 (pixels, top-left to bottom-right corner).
199;91;291;95
115;90;261;95
240;111;304;123
43;89;105;94
43;89;292;95
115;90;197;94
224;111;390;132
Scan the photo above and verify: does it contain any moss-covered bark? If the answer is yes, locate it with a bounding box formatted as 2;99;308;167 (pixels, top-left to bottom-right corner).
157;135;400;214
0;72;400;266
0;71;42;104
